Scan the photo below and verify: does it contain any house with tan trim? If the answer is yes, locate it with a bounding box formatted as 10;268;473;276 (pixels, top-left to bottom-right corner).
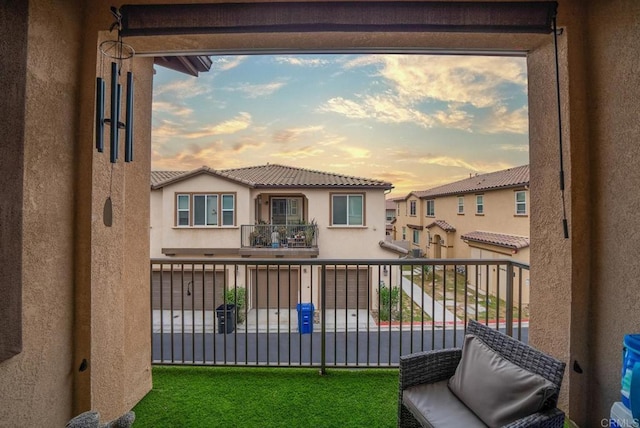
392;165;530;303
150;163;398;311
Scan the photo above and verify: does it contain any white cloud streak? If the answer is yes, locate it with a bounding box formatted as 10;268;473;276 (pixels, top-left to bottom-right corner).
183;112;252;139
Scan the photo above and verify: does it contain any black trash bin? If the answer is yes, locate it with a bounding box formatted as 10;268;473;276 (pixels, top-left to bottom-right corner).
216;304;236;334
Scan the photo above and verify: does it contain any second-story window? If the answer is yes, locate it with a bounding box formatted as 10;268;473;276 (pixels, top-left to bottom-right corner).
176;193;235;227
515;191;527;215
457;196;464;214
177;194;190;226
332;194;364;226
194;194;218;226
426;199;435;217
410;200;417;216
476;195;484;215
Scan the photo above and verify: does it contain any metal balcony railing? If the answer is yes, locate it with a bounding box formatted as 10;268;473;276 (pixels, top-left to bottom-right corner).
150;258;529;370
240;224;318;249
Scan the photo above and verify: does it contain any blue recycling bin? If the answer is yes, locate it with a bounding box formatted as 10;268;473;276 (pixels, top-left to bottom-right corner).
296;303;314;334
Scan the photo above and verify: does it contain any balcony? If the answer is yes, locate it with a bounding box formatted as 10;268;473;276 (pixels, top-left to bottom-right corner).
150;258;529;369
239;223;319;257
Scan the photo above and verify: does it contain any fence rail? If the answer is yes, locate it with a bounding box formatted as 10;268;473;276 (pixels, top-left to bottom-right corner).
150;258;529;371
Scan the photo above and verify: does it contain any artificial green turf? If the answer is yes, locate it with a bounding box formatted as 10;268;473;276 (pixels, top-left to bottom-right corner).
133;366;399;428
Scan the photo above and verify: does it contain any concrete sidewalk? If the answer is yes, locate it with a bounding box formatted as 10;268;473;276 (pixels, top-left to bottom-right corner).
400;276;457;323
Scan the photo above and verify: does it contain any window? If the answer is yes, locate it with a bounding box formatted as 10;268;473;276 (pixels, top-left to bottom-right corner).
515;191;527;215
402;227;406;240
175;193;235;227
457;196;464;214
426;199;435;217
177;194;190;226
194;194;217;226
476;195;484;214
413;229;420;245
222;194;235;226
332;194;364;226
410;200;417;216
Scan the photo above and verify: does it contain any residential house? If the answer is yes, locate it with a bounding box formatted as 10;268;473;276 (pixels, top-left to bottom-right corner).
385;197;399;236
150;164;396;311
2;2;638;426
394;165;530;303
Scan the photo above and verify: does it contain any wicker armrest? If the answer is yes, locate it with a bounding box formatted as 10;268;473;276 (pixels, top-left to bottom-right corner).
399;348;462;391
502;407;566;428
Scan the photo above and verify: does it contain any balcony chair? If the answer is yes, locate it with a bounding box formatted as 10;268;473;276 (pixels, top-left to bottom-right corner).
398;319;566;428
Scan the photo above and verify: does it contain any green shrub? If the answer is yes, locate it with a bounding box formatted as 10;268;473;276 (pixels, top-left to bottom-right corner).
225;287;247;324
378;284;400;321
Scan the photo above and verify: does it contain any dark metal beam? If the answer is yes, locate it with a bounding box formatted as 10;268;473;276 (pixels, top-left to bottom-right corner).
121;2;558;37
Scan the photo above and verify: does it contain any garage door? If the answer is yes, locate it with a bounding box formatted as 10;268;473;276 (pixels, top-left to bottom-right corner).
251;268;299;309
152;269;226;310
323;268;370;309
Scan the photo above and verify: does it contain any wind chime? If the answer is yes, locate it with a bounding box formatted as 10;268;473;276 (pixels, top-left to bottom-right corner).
96;7;135;163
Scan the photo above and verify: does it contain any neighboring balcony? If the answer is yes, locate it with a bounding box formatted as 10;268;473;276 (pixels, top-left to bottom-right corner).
239;223;319;257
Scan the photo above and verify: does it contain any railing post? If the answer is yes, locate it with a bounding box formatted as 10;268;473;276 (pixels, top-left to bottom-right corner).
505;262;514;337
320;264;326;375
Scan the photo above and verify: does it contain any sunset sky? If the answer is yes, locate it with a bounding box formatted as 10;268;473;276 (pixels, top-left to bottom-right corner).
152;53;529;197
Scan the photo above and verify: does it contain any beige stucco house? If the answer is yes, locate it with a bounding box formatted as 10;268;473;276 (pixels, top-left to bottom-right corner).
2;1;639;426
150;164;395;311
393;165;530;303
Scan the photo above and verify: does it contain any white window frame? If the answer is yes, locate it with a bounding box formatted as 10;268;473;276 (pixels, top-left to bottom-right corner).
457;196;464;214
426;199;435;217
402;227;406;240
175;193;236;227
476;195;484;214
331;193;364;226
193;194;218;226
412;229;420;245
221;194;235;226
515;190;527;215
176;194;190;227
409;200;417;216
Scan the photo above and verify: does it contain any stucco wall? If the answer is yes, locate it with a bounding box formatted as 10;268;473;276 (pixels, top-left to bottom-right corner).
5;0;639;425
0;0;82;424
587;0;640;423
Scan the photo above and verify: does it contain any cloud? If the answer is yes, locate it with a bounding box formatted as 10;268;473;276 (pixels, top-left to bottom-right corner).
183;112;252;139
481;105;529;134
152;100;193;117
345;55;527;109
338;146;371;159
417;156;513;174
275;57;330;67
271;145;325;159
226;81;286;98
318;94;436;129
500;143;529;152
213;56;247;71
154;77;210;99
272;125;324;144
231;138;265;153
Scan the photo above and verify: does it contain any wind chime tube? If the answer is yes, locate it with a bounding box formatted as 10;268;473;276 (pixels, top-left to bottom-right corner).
125;71;134;162
95;77;105;152
110;61;120;163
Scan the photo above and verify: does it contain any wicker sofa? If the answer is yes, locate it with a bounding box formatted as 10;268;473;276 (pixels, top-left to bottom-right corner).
398;319;566;427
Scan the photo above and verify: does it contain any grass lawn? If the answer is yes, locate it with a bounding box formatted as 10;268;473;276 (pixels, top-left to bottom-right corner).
133;366;399;427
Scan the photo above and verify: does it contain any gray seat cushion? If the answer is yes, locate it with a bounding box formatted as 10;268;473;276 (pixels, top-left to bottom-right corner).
402;380;487;428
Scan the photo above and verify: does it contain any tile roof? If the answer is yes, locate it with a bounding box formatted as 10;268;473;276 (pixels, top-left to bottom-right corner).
426;220;456;232
151;164;392;190
460;231;530;250
410;165;529;199
150;170;187;186
386;199;397;210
